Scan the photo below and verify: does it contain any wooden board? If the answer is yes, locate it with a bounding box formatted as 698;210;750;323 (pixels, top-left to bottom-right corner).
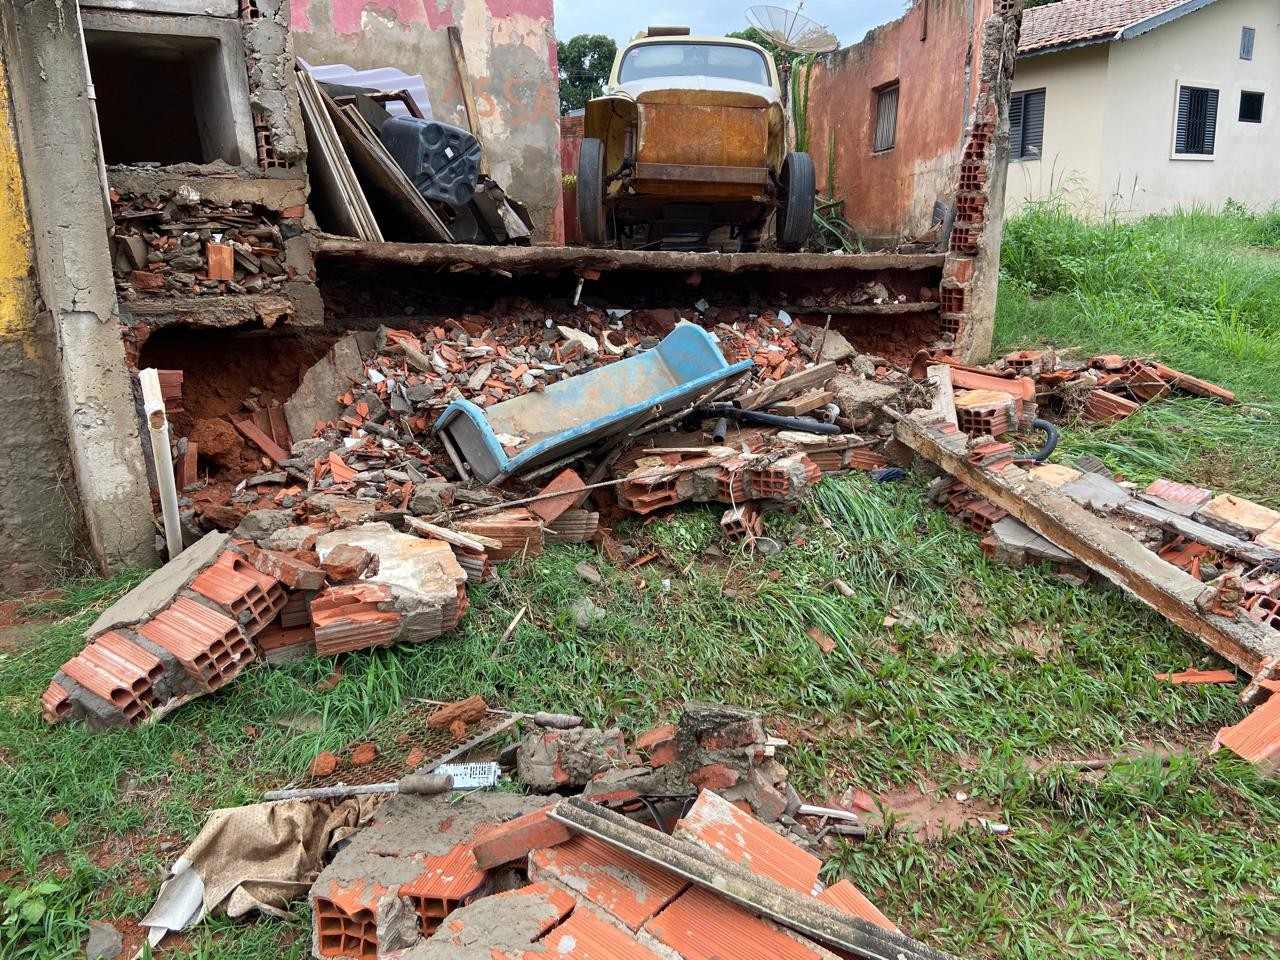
738;362;837;412
296;68;382;242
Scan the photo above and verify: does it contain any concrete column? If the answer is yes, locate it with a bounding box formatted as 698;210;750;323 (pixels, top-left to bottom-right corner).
0;53;89;592
1;1;157;574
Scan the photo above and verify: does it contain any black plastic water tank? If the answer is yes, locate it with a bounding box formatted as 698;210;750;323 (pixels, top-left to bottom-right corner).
379;117;482;207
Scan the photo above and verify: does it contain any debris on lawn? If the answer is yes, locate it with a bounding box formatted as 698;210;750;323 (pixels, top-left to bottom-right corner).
896;408;1280;767
134;698;931;959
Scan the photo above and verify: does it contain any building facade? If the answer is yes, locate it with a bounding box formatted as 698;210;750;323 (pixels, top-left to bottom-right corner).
1007;0;1277;216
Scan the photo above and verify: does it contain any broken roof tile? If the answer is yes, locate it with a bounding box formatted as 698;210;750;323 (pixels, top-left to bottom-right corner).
816;878;897;932
673;789;821;896
529;834;687;931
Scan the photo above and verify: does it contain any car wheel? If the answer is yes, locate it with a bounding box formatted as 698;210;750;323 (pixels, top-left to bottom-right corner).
577;138;608;246
776;152;815;251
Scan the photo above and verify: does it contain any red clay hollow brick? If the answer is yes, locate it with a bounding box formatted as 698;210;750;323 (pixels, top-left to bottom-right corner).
59;631;165;725
312;879;390;960
41;681;73;724
136;596;254;691
470;805;571;870
310;584;401;656
190;550;287;636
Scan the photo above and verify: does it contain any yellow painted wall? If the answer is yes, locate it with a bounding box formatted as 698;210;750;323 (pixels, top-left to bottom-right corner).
0;56;39;362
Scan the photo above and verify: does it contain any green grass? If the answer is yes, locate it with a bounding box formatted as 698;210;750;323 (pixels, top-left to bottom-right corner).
995;200;1280;504
3;204;1280;959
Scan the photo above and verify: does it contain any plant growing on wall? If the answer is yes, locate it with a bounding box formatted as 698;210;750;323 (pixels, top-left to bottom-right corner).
790;55;816;153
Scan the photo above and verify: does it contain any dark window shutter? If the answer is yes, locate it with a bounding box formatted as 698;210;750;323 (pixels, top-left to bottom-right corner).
1009;92;1025;159
874;85;899;152
1023;90;1046;157
1174;86;1191;153
1203;88;1219;154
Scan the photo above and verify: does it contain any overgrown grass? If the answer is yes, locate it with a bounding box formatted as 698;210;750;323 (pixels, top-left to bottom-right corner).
996;200;1280;503
3;205;1280;959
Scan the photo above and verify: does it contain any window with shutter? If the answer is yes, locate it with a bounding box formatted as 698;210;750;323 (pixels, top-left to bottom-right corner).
1240;26;1255;60
1174;85;1218;156
1008;89;1045;161
873;83;899;152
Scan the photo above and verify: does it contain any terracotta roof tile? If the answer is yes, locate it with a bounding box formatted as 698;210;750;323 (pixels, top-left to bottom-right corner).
1216;696;1280;771
816;878;897;932
673;790;822;896
1019;0;1189;54
530;834;687;930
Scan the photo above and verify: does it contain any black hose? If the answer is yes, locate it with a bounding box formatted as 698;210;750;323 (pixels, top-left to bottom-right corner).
681;404;842;435
1027;417;1059;462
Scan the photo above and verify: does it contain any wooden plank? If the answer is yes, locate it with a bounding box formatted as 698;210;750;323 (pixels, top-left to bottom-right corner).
895;412;1280;674
1121;499;1280;566
295;68;382;242
406;516;501;552
927;364;957;427
447;26;487;173
770;389;835;417
779;301;940;316
738;362;837;411
235;418;290;465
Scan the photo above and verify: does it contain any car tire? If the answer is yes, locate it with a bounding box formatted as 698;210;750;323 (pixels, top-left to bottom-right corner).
578;138;608;246
776;152;815;251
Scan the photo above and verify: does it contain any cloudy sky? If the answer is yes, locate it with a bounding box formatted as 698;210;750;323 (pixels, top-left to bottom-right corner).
552;0;910;50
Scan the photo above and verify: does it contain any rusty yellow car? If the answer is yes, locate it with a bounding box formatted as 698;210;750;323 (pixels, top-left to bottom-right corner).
577;28;815;252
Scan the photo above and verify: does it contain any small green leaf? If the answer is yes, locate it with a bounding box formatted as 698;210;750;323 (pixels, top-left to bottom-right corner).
19;899;45;925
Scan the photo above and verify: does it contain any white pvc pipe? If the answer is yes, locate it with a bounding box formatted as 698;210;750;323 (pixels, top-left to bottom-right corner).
138;368;184;559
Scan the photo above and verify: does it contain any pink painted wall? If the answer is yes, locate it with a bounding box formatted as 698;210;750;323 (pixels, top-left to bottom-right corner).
291;0;562;241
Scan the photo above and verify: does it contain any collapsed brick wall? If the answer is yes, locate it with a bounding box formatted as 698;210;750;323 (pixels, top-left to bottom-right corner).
939;0;1024;360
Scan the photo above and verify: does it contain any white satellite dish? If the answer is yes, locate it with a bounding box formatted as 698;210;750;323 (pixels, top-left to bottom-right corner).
746;2;839;54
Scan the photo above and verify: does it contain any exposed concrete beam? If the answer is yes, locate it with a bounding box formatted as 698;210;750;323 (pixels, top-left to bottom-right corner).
895;412;1280;674
313;235;947;276
2;1;157;572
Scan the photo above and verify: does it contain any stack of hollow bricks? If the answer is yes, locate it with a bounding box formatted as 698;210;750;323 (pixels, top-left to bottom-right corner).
42;546;286;728
40;531;467;727
613;445;834;542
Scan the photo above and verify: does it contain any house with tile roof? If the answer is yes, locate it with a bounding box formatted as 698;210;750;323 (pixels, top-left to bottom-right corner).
1006;0;1276;216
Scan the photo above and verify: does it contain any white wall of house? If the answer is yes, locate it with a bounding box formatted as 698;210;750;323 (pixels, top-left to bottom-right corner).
1006;0;1279;216
1005;45;1109;213
1101;0;1277;215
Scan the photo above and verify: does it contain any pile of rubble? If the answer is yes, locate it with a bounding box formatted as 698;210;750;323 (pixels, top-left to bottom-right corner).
918;348;1237;435
111;189;306;300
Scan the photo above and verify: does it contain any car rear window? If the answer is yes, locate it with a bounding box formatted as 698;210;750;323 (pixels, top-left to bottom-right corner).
618;43;771;86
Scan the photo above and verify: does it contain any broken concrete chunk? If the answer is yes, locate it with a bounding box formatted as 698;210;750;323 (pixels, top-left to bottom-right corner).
232;509;295;543
316;523;467;598
515;727;625;791
569;596;605;629
829;375;900;420
555;325;599;355
85;919;123;960
1059;472;1132;513
283;333;364;441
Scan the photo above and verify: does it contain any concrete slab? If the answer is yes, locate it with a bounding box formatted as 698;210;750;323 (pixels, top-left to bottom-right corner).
86;532;229;640
283;333;364;442
1060;472;1132;512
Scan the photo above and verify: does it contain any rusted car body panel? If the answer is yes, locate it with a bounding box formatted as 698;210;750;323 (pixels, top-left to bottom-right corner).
578;34;808;250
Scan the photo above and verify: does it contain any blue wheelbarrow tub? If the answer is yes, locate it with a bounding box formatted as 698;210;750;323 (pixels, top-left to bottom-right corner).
434;322;754;483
